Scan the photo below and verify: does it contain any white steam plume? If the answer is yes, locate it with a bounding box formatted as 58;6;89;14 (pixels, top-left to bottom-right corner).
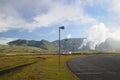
79;22;120;50
66;34;72;39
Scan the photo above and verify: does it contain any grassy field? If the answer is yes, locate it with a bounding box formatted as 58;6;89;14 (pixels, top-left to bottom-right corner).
0;45;44;53
0;54;81;80
0;56;39;71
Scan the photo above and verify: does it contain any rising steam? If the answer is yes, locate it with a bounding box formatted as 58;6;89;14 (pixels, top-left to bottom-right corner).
79;22;120;50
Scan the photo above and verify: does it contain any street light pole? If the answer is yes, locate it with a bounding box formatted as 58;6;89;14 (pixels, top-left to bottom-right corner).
59;27;60;65
58;26;64;67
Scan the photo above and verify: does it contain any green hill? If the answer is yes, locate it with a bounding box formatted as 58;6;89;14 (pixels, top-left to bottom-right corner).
8;39;57;51
0;45;42;53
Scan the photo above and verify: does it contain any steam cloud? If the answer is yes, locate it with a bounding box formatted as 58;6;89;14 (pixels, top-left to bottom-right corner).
79;22;120;50
66;34;72;39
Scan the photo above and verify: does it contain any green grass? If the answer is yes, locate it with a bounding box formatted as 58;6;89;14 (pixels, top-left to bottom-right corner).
0;55;81;80
0;45;57;54
0;56;39;71
0;45;43;53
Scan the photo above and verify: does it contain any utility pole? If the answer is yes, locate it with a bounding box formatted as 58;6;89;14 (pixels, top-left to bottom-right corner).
58;26;64;66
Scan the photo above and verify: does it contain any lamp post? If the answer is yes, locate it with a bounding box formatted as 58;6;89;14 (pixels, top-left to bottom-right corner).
59;26;64;66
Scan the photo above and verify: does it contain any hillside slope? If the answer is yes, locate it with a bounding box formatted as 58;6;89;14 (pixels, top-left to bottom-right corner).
0;45;42;53
8;39;57;51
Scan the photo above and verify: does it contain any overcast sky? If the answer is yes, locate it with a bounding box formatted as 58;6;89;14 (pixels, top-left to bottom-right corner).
0;0;120;44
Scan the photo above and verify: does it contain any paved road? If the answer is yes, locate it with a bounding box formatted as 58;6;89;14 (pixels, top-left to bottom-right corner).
67;55;120;80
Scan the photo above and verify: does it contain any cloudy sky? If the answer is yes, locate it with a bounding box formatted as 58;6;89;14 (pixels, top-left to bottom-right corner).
0;0;120;45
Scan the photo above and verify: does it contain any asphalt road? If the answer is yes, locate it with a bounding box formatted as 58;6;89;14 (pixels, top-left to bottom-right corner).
67;55;120;80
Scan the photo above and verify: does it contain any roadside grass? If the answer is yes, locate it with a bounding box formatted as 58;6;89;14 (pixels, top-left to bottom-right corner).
0;54;81;80
0;56;40;71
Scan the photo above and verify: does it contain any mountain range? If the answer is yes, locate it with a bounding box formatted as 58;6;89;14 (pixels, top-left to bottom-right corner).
8;38;85;51
8;39;57;51
8;38;120;51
